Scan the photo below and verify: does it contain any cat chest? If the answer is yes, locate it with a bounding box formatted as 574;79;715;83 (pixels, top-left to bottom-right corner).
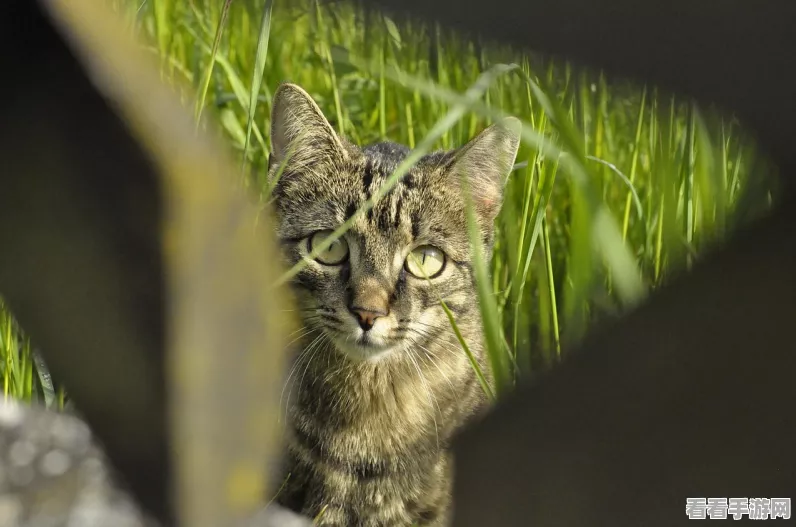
285;420;446;526
288;410;442;484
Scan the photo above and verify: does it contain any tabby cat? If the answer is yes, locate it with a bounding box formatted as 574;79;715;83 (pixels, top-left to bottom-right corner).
268;83;520;526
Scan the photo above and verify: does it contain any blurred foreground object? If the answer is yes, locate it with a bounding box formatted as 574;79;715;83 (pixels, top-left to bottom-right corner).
452;196;796;526
1;0;294;525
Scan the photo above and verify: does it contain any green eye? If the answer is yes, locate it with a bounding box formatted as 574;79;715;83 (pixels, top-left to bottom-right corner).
405;246;446;278
309;230;349;265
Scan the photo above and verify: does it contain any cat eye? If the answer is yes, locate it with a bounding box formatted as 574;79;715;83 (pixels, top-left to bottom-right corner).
405;246;446;278
308;230;349;265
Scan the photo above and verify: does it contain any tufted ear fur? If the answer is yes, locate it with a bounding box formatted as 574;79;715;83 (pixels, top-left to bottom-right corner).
269;83;348;171
448;117;522;225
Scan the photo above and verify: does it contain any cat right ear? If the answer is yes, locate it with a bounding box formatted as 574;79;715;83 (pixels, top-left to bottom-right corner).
269;83;347;168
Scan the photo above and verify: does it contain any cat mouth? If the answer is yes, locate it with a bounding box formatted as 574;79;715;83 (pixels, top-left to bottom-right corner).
333;333;396;360
356;332;377;346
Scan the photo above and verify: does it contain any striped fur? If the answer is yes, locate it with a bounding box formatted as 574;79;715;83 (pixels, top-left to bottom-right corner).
268;83;520;526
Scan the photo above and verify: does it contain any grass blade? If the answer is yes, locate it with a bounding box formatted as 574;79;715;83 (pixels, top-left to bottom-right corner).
194;0;233;126
242;0;274;172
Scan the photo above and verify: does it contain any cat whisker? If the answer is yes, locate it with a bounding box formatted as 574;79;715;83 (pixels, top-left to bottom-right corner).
405;327;469;360
412;319;451;331
406;347;441;452
284;331;329;419
411;339;457;394
283;330;329;406
427;333;472;357
404;326;440;342
279;328;323;423
284;323;322;347
408;321;450;336
319;313;343;325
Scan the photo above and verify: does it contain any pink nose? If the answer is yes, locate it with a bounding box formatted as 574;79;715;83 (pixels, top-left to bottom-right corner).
349;306;388;331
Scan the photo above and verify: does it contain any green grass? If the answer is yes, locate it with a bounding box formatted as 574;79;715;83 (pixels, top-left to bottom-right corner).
0;0;777;402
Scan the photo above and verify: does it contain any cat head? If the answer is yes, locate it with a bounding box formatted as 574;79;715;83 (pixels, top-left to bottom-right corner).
269;83;520;362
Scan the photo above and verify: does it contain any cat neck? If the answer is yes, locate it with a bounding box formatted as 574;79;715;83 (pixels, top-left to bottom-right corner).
291;333;479;429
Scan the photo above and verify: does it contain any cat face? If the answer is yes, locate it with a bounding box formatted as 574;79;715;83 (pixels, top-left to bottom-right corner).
269;83;520;361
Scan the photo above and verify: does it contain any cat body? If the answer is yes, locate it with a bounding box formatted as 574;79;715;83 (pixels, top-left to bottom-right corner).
268;83;520;526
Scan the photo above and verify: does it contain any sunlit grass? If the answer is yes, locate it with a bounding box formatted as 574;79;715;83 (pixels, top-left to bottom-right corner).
0;299;62;407
0;0;777;401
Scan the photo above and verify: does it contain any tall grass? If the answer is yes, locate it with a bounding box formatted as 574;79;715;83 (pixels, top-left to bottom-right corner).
0;0;777;401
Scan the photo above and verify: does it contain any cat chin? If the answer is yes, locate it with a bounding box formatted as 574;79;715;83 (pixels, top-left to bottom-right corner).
334;341;398;362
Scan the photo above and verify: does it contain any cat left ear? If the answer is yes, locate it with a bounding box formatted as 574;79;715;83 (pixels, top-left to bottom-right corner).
269;83;348;168
449;117;522;224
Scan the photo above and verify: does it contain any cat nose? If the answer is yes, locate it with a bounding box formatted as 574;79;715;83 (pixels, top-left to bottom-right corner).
349;306;388;331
